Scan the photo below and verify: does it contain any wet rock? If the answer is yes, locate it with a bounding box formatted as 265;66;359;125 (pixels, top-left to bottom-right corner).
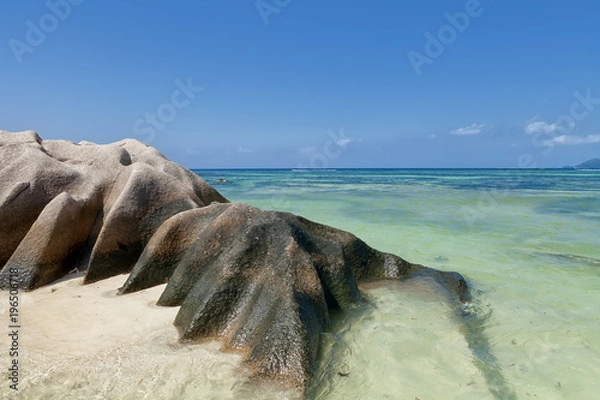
120;202;470;389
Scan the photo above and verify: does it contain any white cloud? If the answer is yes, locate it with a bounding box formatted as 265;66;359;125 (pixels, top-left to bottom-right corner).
542;134;600;146
235;147;253;153
525;121;559;135
450;123;485;136
185;149;200;155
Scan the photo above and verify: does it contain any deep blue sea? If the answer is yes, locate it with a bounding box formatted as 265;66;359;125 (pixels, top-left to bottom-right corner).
193;168;600;400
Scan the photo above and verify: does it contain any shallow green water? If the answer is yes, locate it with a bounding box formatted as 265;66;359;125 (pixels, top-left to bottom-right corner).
197;169;600;400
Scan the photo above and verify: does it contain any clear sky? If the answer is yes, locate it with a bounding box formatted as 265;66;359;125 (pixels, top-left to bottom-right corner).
1;0;599;168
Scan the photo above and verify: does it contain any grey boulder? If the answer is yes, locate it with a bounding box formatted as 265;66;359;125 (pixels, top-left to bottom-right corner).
0;130;226;289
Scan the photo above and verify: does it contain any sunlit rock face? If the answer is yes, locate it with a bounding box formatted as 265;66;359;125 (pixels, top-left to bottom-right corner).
0;130;227;289
0;130;470;393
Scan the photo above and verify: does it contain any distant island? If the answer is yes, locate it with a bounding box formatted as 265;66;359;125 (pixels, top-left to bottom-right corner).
576;158;600;169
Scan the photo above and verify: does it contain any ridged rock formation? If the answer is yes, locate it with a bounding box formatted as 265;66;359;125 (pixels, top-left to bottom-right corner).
119;202;469;388
0;130;471;393
0;130;227;289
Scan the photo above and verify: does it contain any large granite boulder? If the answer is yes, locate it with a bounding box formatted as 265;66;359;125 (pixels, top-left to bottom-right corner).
0;130;471;394
0;130;227;289
119;202;469;388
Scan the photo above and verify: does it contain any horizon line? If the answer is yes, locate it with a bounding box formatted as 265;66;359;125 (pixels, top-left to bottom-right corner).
189;166;592;171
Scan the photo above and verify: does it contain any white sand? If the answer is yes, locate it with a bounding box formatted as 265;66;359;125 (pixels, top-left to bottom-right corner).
0;274;251;400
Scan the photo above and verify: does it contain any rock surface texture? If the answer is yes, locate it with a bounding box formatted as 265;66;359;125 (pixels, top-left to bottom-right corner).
0;130;227;289
0;130;470;393
120;202;470;388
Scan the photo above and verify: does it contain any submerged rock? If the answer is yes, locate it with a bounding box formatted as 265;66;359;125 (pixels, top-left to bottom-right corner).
0;130;470;393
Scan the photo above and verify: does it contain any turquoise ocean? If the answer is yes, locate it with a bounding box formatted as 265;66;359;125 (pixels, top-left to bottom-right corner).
195;168;600;400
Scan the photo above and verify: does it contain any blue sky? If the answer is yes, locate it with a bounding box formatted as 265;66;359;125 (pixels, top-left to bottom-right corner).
1;0;599;168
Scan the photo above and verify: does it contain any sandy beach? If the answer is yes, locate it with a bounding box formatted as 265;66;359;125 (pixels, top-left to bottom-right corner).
0;274;250;400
